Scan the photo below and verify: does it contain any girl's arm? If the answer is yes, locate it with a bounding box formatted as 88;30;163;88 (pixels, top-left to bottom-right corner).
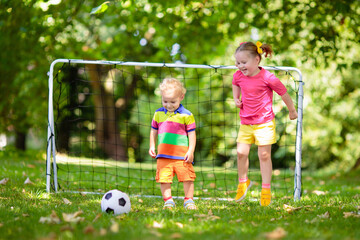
281;92;298;120
149;128;158;158
232;85;242;108
184;131;196;163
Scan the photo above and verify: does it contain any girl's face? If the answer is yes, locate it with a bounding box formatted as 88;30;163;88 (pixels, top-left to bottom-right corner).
161;89;183;113
235;51;261;77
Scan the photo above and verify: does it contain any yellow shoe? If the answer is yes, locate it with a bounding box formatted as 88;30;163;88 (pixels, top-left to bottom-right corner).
235;179;252;202
260;188;271;206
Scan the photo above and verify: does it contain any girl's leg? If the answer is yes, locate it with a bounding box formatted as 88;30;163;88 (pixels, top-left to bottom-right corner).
258;144;272;206
258;145;272;184
236;143;251;178
235;143;252;202
237;143;251;179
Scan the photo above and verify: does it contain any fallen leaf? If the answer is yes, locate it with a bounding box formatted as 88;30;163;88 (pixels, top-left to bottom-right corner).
92;213;102;222
62;198;72;205
39;210;61;224
343;212;360;218
175;222;183;228
317;211;330;219
0;178;9;185
27;164;36;168
0;223;3;227
152;221;163;228
265;227;287;239
283;204;302;214
62;210;84;223
24;177;34;185
110;221;119;233
99;228;107;236
170;233;182;239
60;225;74;232
138;198;143;203
312;190;326;196
83;225;95;234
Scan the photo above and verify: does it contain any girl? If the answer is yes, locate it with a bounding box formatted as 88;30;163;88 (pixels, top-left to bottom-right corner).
232;41;298;206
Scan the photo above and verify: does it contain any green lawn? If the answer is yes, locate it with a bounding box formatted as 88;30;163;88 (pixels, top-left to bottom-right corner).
0;150;359;240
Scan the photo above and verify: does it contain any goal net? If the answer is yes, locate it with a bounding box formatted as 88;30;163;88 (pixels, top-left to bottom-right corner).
46;59;304;200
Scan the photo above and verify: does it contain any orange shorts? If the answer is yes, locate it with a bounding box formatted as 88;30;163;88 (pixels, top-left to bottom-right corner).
156;158;196;183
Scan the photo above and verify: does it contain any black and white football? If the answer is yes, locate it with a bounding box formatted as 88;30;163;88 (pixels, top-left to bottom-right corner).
101;189;131;215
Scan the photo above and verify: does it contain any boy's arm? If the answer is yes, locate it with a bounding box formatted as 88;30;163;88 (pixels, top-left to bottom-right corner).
149;128;158;158
281;92;298;120
184;131;196;163
232;85;242;108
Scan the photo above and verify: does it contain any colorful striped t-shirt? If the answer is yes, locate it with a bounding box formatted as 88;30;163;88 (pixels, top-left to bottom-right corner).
151;104;196;160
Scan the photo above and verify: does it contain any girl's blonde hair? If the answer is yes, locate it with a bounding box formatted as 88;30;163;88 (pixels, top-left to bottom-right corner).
159;78;186;96
235;41;273;62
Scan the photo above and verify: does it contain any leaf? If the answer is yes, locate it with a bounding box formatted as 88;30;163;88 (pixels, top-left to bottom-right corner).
170;233;182;239
312;190;326;196
152;220;163;228
317;211;330;219
90;1;110;15
24;177;34;185
175;222;183;228
283;204;302;214
92;213;102;222
62;210;84;223
110;221;119;233
343;212;360;218
83;225;95;234
62;198;72;205
39;210;61;224
0;178;9;185
265;227;287;239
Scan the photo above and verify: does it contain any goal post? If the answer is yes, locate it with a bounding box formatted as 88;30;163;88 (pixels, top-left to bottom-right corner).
46;59;304;201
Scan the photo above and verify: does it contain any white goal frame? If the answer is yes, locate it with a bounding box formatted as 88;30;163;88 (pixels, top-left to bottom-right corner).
46;59;304;200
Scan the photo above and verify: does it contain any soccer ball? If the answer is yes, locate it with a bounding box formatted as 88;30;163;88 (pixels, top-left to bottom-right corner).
101;189;131;215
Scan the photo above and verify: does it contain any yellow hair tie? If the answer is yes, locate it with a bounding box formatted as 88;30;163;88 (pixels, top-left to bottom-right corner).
256;41;263;54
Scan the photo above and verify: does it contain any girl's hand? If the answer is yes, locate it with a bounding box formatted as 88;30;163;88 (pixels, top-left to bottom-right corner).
234;99;243;108
184;151;194;163
289;110;298;120
149;147;156;158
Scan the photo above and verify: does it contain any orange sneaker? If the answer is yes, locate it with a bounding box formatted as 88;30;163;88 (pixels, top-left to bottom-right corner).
260;188;271;206
235;179;252;202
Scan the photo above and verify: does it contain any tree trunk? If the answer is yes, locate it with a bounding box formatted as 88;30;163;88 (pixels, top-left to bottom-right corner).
351;157;360;171
15;131;26;151
87;64;127;161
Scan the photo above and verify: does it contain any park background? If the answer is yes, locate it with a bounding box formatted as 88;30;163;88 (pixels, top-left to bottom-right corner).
1;0;360;171
0;0;359;239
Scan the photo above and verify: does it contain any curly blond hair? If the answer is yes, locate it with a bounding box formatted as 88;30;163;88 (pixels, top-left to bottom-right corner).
159;78;186;96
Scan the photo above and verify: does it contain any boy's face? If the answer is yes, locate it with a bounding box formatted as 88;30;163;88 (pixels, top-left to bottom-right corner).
161;89;184;113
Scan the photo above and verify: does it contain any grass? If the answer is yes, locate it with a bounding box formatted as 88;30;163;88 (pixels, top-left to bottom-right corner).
0;150;359;240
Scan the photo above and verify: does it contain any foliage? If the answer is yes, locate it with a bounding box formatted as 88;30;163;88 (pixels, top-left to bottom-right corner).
0;152;360;239
0;0;360;169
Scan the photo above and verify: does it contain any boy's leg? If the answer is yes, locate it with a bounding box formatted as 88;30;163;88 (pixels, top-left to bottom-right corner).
183;181;196;209
258;145;272;206
235;143;252;202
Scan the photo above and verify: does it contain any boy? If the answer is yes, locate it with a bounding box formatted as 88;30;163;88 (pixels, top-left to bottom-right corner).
149;78;197;209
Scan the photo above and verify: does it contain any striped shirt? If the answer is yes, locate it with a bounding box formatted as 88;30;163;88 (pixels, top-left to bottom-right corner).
151;104;196;160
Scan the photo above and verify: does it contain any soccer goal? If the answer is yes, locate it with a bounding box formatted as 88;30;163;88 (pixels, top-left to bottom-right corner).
46;59;304;201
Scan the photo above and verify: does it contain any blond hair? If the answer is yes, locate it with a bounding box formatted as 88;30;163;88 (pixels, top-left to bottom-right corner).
159;78;186;96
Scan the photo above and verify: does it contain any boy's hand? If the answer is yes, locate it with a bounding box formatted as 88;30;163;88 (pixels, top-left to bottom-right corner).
289;110;298;120
184;151;194;164
149;147;156;158
234;99;243;109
